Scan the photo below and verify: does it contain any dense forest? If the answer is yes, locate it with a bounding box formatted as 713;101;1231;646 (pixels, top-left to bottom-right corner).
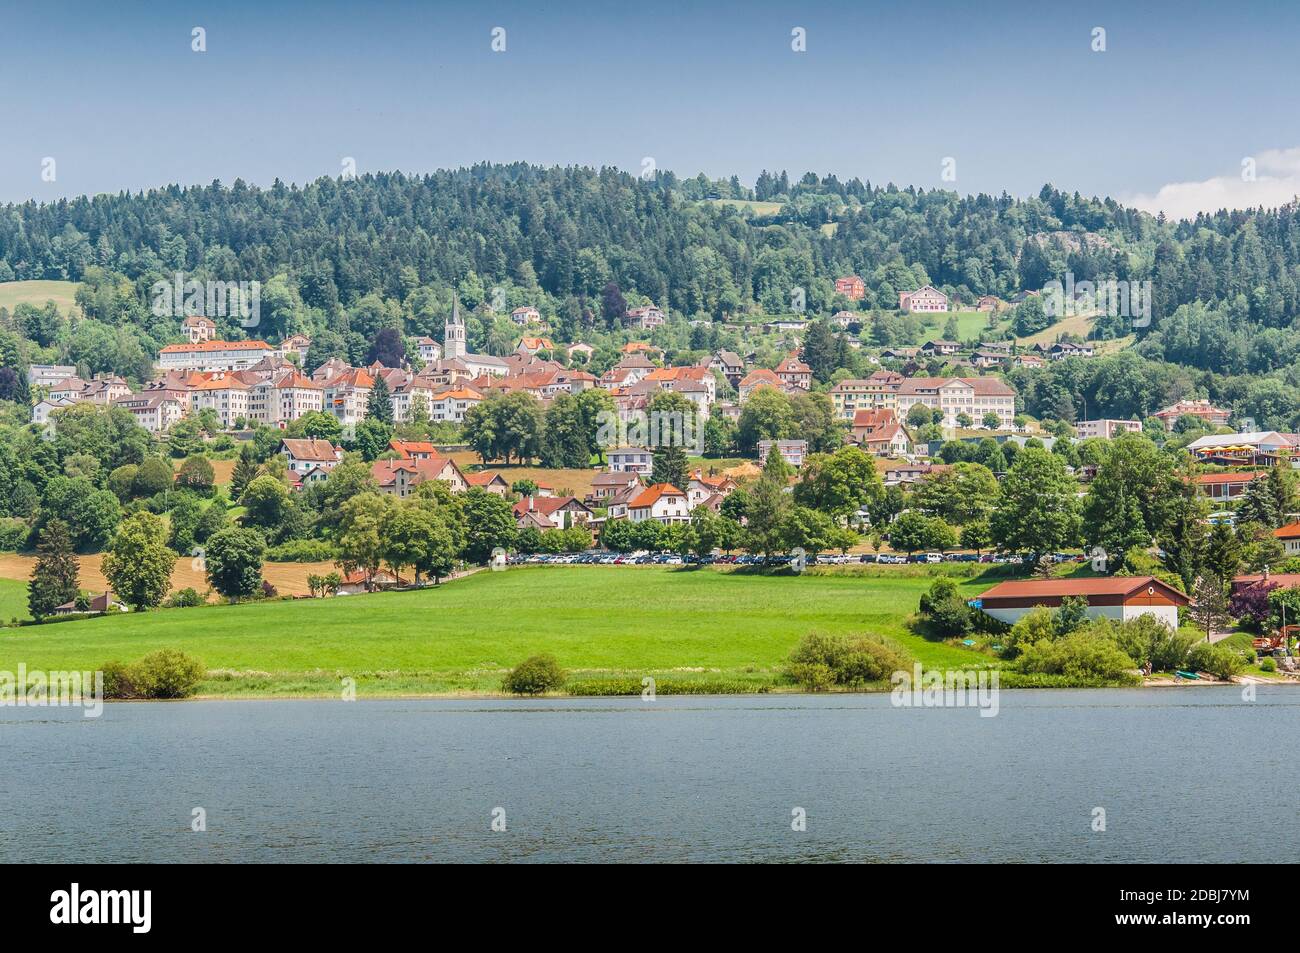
4;162;1300;426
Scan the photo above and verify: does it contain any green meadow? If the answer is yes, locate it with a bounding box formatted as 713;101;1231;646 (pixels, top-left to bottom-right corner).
0;279;80;316
0;578;31;623
0;566;995;697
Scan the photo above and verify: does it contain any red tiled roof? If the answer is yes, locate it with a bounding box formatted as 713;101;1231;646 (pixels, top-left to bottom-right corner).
629;483;685;509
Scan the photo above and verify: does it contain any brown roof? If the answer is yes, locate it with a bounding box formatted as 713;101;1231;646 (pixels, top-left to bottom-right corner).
280;438;340;462
979;576;1190;604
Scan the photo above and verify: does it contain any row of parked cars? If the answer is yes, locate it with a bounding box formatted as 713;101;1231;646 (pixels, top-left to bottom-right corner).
511;550;1088;566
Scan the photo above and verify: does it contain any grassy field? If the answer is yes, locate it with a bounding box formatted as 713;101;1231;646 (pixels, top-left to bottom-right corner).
707;199;784;216
904;310;1006;345
0;577;30;623
0;552;334;597
0;566;995;697
0;279;80;316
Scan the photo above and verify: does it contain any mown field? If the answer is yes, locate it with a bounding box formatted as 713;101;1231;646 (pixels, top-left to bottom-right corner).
0;566;993;697
0;279;80;316
0;577;30;622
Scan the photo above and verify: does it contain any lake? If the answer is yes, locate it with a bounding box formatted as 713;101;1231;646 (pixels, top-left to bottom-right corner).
3;688;1295;863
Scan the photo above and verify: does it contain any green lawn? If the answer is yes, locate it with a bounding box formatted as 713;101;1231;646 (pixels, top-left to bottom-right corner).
0;279;80;316
0;578;31;624
904;310;1006;345
0;566;994;696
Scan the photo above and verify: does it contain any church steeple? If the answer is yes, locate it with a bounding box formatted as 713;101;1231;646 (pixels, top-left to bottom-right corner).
445;293;466;359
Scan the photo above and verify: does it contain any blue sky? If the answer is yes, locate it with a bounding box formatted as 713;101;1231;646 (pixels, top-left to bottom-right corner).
4;0;1300;216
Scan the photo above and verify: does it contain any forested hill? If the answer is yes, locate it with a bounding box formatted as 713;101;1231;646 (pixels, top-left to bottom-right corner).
3;164;1300;343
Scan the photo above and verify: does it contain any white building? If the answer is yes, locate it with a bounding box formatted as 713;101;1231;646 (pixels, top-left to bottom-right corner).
158;339;276;372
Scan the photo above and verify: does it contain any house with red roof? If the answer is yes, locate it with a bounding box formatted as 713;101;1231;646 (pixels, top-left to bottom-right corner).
627;483;690;524
281;438;343;475
976;576;1190;629
512;495;593;529
371;456;468;497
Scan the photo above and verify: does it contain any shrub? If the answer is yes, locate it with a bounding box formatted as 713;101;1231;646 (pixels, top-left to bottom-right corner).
1186;642;1246;681
100;660;139;700
917;577;972;636
266;539;339;562
502;654;566;695
128;650;206;699
0;517;29;552
1015;631;1138;682
1111;616;1197;671
785;631;910;690
163;587;205;609
1260;657;1277;672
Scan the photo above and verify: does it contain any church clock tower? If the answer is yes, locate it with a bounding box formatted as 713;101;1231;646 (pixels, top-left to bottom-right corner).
444;295;466;360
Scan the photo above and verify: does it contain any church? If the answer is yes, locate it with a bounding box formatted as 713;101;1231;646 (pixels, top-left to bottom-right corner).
437;297;508;378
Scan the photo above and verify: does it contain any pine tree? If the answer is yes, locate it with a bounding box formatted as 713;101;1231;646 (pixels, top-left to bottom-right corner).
366;375;394;424
230;445;260;500
652;444;688;490
28;519;80;619
1238;475;1279;528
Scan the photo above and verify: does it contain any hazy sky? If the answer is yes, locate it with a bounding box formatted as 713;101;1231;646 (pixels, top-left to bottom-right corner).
4;0;1300;218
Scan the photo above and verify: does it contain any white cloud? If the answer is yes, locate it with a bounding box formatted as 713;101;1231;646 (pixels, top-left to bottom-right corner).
1126;148;1300;220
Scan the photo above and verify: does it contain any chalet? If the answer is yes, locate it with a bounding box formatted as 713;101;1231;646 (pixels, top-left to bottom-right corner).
977;576;1190;629
703;350;745;387
1274;522;1300;555
464;471;511;496
834;275;866;300
589;471;643;502
883;462;951;486
279;333;312;361
879;347;919;362
627;483;690;524
775;352;813;390
685;469;736;509
920;340;961;358
830;310;860;329
624;305;666;330
513;495;593;530
53;591;126;616
852;409;911;456
281;438;343;475
388;439;441;460
1047;341;1095;360
971;350;1008;369
371;456;468;497
898;286;949;313
510;306;542;326
758;439;807;469
1195;471;1265;502
976;295;1005;312
1012;354;1044;369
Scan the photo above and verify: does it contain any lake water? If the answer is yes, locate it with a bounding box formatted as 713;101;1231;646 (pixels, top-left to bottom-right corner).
3;688;1296;863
